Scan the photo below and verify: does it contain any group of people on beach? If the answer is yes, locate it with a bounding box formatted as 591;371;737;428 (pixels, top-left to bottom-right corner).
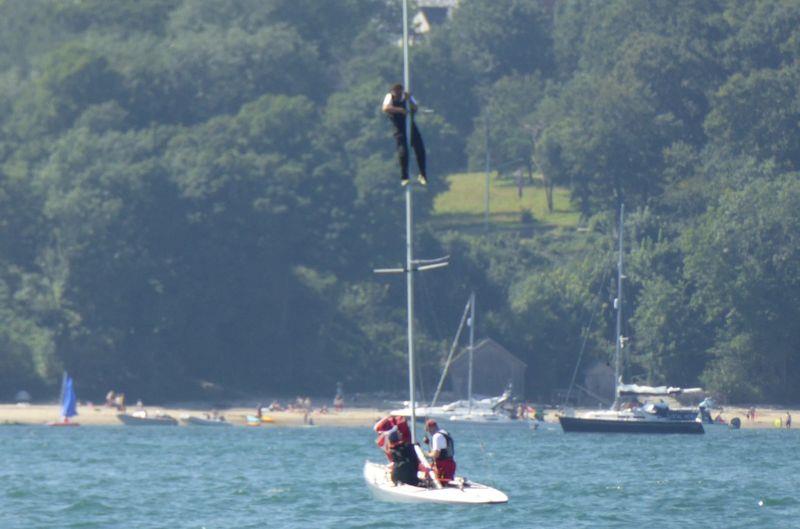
104;390;126;411
373;415;456;487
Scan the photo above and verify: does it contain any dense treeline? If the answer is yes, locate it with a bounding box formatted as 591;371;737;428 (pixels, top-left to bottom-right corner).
1;0;799;404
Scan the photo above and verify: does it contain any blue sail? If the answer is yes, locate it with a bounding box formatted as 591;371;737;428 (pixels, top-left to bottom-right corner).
60;373;78;419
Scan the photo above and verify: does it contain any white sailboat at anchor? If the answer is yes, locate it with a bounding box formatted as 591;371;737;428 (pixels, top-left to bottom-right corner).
391;294;528;425
363;0;507;505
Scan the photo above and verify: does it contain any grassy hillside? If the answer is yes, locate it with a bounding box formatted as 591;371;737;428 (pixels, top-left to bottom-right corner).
432;172;580;231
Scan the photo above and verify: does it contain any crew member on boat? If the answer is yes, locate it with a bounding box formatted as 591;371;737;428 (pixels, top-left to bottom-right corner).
374;415;412;460
382;83;428;186
424;419;456;484
386;429;421;486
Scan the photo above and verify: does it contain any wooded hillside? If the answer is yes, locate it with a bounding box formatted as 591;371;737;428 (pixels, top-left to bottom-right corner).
1;0;799;404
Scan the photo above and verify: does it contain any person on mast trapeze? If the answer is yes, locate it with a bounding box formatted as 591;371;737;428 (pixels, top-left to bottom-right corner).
382;83;428;186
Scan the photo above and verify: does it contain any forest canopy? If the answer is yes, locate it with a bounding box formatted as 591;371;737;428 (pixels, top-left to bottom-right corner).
1;0;799;404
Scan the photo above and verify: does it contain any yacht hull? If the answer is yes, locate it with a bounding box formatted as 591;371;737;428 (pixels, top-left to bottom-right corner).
363;461;508;504
179;416;231;427
559;416;704;434
117;413;178;426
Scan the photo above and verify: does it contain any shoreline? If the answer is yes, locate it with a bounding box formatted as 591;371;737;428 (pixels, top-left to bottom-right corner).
0;404;387;427
0;404;794;429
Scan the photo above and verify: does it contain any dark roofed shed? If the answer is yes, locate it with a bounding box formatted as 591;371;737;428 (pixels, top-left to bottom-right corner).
449;338;526;398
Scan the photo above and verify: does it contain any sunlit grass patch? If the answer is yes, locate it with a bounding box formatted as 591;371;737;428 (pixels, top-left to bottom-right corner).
433;172;579;230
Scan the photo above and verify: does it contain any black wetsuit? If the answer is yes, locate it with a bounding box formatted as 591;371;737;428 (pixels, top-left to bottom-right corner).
386;94;427;182
389;443;420;486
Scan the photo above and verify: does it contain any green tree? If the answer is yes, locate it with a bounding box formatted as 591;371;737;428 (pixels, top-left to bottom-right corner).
535;73;681;216
704;64;800;169
448;0;554;82
719;0;800;72
466;74;544;181
683;172;800;401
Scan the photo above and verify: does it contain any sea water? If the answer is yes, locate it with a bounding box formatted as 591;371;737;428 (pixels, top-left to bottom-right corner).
1;424;797;528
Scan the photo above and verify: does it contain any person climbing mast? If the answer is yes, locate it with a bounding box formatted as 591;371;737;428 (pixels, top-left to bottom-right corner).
382;83;428;186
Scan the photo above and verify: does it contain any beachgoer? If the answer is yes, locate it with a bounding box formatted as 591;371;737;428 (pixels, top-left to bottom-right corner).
699;404;713;424
786;412;792;429
115;393;125;412
382;83;427;186
105;390;116;407
387;429;420;486
334;383;345;412
424;419;456;484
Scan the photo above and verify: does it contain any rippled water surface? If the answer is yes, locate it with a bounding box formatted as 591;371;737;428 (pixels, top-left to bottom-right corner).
1;424;798;528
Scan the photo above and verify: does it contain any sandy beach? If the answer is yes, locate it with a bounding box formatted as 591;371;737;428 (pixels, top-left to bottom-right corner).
0;403;794;429
0;403;390;427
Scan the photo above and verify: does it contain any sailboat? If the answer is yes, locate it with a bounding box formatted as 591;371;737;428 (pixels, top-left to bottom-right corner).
390;294;524;425
558;205;704;434
49;372;80;427
445;295;524;425
363;0;508;504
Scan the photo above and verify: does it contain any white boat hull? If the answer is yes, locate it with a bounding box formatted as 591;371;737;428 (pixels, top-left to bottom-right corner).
179;416;231;427
363;461;508;504
447;413;529;425
117;413;178;426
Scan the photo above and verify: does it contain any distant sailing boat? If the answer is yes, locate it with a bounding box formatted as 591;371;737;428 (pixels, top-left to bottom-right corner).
362;0;508;504
49;372;80;427
392;293;524;425
558;205;704;434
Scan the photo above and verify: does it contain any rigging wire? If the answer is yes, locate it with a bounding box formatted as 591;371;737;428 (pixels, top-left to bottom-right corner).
562;247;615;408
415;271;450;403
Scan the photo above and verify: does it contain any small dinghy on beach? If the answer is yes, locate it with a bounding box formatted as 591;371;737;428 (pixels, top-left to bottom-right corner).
179;415;231;426
118;410;177;426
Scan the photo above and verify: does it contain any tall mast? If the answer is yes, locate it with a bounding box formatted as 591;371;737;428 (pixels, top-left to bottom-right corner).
468;292;475;413
373;0;445;438
613;204;624;407
431;296;472;408
401;0;417;442
484;121;490;232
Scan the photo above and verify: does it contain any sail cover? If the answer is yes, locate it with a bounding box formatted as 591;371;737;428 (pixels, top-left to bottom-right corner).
617;383;703;397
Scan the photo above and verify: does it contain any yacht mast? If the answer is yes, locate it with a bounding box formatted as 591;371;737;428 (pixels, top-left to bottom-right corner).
374;0;447;439
401;0;417;441
468;292;475;413
613;204;624;407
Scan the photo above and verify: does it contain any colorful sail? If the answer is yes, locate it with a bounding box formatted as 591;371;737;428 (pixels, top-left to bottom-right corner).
60;373;78;419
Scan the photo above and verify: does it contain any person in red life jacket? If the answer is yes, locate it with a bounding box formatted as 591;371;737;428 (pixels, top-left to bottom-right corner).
381;83;428;186
374;415;412;461
424;419;456;484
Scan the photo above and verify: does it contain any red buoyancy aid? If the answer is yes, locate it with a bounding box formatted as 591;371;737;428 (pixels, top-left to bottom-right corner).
374;416;412;447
